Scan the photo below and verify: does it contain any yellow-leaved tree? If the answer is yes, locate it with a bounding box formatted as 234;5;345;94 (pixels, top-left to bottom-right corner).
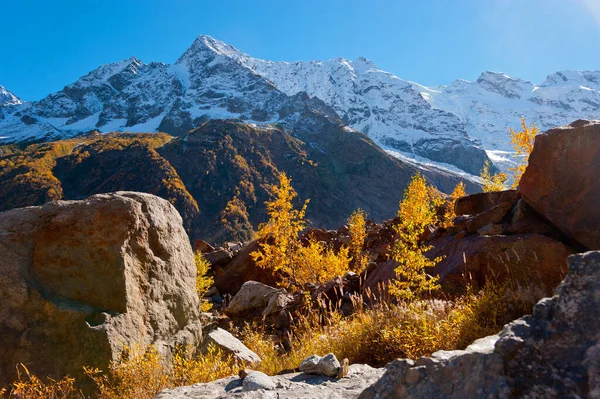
251;173;353;288
251;173;309;289
443;181;466;227
347;209;368;273
480;160;507;192
389;173;442;301
508;117;539;188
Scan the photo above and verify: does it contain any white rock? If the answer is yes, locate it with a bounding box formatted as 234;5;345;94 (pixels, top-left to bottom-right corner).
299;354;322;374
242;371;276;391
319;353;341;377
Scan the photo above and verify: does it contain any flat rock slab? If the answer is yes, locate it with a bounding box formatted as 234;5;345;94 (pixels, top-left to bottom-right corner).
155;364;383;399
203;327;261;364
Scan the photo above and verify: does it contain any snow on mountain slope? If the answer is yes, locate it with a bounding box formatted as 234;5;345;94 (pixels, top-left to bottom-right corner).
418;70;600;151
233;51;490;174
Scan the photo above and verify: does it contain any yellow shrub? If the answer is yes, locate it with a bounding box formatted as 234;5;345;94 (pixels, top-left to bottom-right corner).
84;346;169;399
508;117;539;188
442;181;466;227
294;237;350;285
480;160;507;192
84;344;238;399
241;281;540;370
170;345;241;387
6;364;82;399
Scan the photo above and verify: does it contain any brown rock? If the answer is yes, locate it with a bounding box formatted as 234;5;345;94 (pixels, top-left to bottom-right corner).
519;120;600;250
194;239;215;253
428;234;572;294
212;240;279;295
455;190;520;216
364;259;398;294
338;358;350;379
506;199;562;238
204;248;233;266
465;201;513;234
225;281;280;317
0;192;203;389
477;223;504;236
419;224;437;243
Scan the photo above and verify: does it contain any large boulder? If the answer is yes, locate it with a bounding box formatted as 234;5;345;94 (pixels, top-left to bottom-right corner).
429;234;571;294
519;120;600;250
364;234;571;295
360;251;600;398
0;192;203;388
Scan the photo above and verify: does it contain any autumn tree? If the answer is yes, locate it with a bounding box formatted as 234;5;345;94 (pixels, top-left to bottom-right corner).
442;181;466;227
251;173;309;288
347;209;368;272
480;160;507;193
390;173;442;301
251;173;354;289
508;117;539;188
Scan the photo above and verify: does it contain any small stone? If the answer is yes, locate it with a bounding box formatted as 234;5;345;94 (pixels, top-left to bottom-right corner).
242;371;276;391
318;353;341;377
299;354;322;374
337;358;349;378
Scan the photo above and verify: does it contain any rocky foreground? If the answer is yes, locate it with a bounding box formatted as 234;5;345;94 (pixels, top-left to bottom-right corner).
0;120;598;397
156;251;600;398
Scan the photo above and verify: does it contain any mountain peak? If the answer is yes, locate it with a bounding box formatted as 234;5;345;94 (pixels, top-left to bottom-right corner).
0;85;22;106
67;56;145;90
176;34;246;65
541;70;600;89
476;71;514;83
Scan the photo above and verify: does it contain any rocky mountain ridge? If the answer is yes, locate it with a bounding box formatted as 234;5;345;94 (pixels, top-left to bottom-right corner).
0;119;476;243
3;35;600;175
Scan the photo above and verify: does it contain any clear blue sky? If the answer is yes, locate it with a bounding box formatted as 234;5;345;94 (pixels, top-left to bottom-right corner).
2;0;600;101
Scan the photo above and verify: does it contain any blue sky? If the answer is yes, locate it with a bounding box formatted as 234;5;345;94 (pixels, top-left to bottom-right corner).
2;0;600;101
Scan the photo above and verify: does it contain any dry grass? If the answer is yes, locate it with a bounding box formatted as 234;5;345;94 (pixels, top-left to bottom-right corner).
239;281;544;375
2;345;239;399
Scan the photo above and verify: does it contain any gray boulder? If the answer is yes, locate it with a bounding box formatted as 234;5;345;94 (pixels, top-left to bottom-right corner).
0;192;203;388
319;353;341;378
360;251;600;398
226;281;281;316
298;355;322;374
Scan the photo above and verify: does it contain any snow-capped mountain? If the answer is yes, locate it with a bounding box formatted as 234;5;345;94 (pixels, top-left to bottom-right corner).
413;70;600;151
1;35;600;175
0;86;21;106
